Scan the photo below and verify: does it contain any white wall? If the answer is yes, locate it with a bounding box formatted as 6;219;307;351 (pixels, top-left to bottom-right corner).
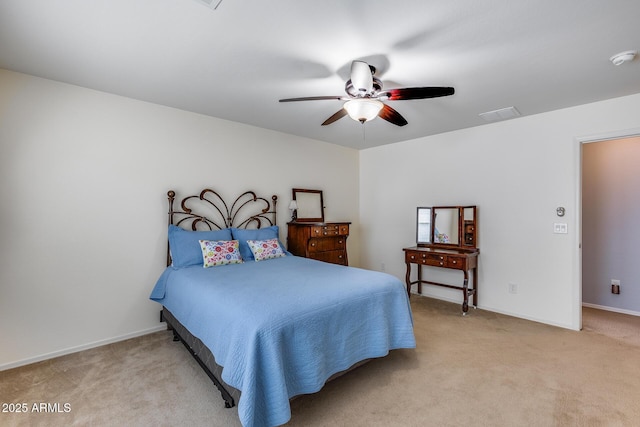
359;92;640;330
0;69;360;369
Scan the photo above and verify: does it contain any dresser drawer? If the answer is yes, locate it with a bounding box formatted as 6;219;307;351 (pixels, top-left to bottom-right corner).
312;250;347;265
308;237;346;252
311;224;348;237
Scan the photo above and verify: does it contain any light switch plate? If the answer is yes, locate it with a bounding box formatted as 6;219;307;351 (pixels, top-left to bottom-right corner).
553;223;568;234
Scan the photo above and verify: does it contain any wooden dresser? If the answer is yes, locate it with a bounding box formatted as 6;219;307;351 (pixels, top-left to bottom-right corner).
287;221;350;265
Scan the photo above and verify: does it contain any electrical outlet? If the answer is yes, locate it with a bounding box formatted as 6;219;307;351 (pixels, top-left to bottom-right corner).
380;263;386;272
611;279;621;294
508;283;518;294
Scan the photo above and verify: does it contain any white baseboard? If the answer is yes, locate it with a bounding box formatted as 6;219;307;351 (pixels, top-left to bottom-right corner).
582;302;640;317
413;291;576;330
0;324;167;371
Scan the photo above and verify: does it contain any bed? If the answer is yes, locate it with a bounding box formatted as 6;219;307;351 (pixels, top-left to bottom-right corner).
149;188;416;427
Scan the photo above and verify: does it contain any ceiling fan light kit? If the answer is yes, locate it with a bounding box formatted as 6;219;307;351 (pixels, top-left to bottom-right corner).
279;60;455;127
344;99;384;123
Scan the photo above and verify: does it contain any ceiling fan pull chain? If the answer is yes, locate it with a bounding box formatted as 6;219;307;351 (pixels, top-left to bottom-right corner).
362;121;366;142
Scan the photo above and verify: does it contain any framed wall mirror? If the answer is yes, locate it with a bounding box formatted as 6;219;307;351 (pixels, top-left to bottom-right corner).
292;188;324;222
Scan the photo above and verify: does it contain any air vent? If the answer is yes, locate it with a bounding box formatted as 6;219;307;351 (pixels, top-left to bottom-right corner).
479;106;521;123
192;0;223;10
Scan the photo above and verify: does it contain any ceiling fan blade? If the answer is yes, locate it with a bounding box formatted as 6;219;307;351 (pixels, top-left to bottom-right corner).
279;96;345;102
321;109;348;126
378;104;408;126
350;60;373;93
382;87;455;101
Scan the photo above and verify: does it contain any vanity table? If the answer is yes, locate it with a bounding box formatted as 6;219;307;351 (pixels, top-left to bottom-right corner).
403;206;479;314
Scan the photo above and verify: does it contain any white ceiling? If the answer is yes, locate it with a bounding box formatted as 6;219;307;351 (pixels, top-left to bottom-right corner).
1;0;639;149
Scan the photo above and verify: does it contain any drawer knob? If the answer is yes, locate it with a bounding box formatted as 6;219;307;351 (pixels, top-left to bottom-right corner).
311;243;316;247
440;262;444;266
452;260;457;264
410;255;415;260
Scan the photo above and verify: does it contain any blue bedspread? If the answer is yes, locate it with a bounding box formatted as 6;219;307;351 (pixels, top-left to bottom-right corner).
150;256;415;427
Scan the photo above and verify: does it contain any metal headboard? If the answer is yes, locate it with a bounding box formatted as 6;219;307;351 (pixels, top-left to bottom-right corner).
166;189;278;266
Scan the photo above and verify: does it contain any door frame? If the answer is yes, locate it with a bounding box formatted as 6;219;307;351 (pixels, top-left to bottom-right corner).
575;127;640;329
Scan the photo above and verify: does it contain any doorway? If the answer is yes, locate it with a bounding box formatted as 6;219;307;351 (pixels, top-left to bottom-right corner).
579;131;640;326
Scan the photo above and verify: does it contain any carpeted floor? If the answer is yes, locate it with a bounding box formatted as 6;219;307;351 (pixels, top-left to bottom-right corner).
2;296;639;427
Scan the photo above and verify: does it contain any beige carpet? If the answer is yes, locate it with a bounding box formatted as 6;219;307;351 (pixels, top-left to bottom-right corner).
2;296;639;427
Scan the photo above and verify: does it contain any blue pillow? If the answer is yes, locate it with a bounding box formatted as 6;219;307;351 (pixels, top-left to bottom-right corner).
231;226;286;261
168;224;232;268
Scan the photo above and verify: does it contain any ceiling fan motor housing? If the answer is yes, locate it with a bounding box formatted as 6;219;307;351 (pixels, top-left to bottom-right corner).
345;76;383;97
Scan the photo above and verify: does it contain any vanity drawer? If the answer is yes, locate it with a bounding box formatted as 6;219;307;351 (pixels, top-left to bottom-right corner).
405;251;420;263
404;250;466;269
446;256;466;269
405;251;444;266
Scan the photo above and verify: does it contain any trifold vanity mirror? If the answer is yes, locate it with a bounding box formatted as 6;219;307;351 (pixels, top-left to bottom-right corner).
416;206;477;249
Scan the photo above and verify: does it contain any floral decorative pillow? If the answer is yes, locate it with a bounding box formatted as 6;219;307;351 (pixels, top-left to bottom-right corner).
199;240;243;268
246;238;286;262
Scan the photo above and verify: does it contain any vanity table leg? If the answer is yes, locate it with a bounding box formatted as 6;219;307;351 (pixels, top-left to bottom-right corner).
405;262;412;298
417;264;423;294
472;267;478;308
462;270;469;315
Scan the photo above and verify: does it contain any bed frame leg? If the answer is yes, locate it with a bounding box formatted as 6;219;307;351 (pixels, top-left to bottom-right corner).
163;307;237;409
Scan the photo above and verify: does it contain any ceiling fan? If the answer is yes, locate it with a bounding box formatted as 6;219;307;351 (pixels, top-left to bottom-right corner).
279;60;454;127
